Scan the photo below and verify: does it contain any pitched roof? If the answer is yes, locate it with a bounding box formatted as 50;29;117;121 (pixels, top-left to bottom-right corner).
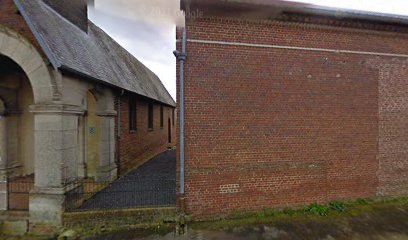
14;0;175;107
182;0;408;27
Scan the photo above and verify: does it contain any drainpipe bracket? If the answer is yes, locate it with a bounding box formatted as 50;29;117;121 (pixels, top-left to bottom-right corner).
177;53;187;62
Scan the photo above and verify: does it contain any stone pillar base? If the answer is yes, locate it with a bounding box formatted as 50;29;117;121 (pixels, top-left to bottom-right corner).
29;188;66;227
0;164;23;179
0;179;7;210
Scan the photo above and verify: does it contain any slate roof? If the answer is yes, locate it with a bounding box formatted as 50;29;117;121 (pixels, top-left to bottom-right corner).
14;0;175;107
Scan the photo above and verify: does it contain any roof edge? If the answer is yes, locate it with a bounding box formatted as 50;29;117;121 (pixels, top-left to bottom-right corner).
13;0;61;69
60;65;176;107
87;22;176;107
182;0;408;28
14;0;176;107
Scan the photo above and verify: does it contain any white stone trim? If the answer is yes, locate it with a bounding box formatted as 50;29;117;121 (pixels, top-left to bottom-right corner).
29;104;85;115
180;39;408;58
219;184;240;194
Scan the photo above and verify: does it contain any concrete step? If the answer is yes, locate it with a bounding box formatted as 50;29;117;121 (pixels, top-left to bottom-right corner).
0;210;29;221
0;219;29;236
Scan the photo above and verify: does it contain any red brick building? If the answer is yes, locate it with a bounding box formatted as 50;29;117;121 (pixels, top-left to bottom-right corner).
116;93;176;176
177;0;408;218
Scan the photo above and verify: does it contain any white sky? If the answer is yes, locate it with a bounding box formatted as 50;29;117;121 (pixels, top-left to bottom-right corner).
291;0;408;16
89;0;408;101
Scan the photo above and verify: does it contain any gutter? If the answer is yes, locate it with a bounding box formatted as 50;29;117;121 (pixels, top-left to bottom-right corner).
116;89;125;174
173;29;187;196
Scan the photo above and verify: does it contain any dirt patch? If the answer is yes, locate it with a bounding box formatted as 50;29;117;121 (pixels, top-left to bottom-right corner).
185;197;408;240
59;197;408;239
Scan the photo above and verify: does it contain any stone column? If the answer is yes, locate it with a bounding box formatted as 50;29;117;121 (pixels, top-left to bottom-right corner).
0;112;7;210
29;104;84;227
77;115;86;179
0;108;23;210
95;111;117;182
0;114;7;172
4;110;23;176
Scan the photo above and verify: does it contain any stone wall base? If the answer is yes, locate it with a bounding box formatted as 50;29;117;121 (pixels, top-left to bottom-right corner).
29;191;65;226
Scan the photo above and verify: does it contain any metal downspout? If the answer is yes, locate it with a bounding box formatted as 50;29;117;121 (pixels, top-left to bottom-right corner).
116;90;124;174
174;28;187;195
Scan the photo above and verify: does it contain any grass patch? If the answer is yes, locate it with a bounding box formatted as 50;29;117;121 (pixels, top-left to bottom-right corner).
304;203;330;216
59;196;408;238
191;196;408;231
329;201;347;212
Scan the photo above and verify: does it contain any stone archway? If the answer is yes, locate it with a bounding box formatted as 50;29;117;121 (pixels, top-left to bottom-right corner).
0;54;37;211
0;27;58;183
0;27;67;224
0;26;116;226
86;91;101;179
0;26;59;103
84;89;117;182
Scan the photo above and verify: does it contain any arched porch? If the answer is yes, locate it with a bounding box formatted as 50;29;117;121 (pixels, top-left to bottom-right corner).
0;27;74;226
0;54;35;211
0;25;118;231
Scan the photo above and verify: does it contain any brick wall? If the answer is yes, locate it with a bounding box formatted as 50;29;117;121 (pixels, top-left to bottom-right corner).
0;0;43;55
375;59;408;196
115;93;176;176
177;17;408;218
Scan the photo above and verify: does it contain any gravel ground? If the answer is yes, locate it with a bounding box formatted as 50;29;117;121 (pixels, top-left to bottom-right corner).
80;149;176;209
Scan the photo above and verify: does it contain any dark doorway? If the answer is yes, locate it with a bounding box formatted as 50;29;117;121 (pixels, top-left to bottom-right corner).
168;118;171;144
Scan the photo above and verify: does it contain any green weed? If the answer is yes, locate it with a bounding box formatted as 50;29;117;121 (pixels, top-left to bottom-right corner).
304;203;330;216
329;201;347;212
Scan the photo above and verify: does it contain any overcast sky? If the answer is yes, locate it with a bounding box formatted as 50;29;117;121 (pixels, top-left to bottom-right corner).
88;0;408;101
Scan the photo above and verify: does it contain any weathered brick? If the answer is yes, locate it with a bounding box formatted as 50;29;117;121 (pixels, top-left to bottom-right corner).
177;16;408;218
